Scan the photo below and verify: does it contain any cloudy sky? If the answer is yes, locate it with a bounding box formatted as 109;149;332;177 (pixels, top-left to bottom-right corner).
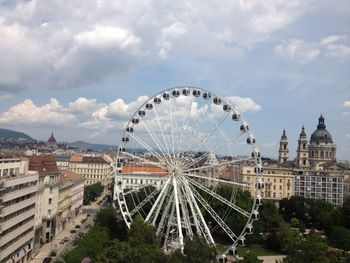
0;0;349;160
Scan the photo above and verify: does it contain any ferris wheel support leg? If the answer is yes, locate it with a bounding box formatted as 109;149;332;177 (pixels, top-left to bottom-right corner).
156;191;174;236
177;180;194;238
179;179;202;237
151;182;171;226
162;200;176;251
182;177;215;245
145;176;172;223
173;177;184;253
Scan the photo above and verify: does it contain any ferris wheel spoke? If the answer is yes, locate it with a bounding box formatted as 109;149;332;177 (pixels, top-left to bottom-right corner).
177;179;194;237
151;183;172;226
186;177;250;218
145;176;172;223
153;105;174;165
174;98;194;160
122;178;169;196
178;176;215;244
129;188;160;216
182;157;253;173
156;190;174;236
183;173;252;188
138;115;173;166
191;187;238;242
120;151;168;170
178;179;202;237
173;177;184;252
201;111;231;145
169;97;176;157
162;200;176;250
127;131;172;168
181;130;245;170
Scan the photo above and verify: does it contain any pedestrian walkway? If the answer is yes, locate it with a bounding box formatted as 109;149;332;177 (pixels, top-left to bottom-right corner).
30;195;106;263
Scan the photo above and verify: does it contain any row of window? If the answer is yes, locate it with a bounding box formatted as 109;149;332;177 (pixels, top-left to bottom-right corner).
310;150;333;159
0;215;34;238
0;167;20;177
3;181;37;195
0;204;35;223
2;192;36;208
0;227;33;252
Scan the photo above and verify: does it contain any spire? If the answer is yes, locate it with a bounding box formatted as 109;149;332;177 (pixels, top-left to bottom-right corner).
300;125;306;137
281;129;287;140
317;114;326;129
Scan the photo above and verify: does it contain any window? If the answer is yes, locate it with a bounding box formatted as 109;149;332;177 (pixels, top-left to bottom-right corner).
279;185;282;190
48;209;51;215
303;143;306;150
49;198;52;205
303;160;306;166
280;179;282;183
283;144;287;150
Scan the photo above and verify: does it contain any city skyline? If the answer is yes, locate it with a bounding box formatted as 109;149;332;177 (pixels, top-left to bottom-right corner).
0;0;349;159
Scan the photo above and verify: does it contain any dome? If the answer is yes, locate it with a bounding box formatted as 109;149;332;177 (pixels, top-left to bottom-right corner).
310;115;333;143
47;132;57;144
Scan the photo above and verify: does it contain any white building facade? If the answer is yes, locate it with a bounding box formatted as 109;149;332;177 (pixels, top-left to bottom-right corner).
0;157;39;263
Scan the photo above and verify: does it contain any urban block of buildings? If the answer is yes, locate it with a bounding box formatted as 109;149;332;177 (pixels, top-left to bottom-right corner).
239;115;349;205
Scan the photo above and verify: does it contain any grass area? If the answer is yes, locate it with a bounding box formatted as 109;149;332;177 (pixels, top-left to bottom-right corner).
216;243;280;257
237;244;281;257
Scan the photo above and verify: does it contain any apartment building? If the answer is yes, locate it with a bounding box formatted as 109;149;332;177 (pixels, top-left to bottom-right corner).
0;157;39;263
56;170;84;234
294;174;344;205
65;155;114;187
26;155;60;252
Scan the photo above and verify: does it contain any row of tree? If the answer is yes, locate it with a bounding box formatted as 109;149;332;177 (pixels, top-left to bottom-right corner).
83;182;104;205
61;207;218;263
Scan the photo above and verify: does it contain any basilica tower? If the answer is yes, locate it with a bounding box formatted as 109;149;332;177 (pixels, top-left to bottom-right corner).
279;129;289;164
296;126;309;168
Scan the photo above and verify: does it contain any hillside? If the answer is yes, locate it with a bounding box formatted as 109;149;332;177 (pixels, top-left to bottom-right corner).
0;128;34;141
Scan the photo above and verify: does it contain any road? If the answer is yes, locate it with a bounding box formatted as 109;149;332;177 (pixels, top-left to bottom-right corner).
30;195;108;263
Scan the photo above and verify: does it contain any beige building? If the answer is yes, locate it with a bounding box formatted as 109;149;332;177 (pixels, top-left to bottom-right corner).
65;155;114;187
26;155;60;252
242;163;294;201
0;157;39;263
56;170;84;234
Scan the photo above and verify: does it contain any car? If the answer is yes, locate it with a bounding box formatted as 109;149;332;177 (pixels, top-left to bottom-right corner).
63;237;69;242
42;257;52;263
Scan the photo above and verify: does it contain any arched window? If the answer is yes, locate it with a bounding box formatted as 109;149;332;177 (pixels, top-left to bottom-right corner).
325;152;329;158
303;143;306;150
321;151;324;158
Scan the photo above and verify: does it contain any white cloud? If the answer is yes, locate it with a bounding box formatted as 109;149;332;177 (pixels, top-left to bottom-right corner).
275;35;350;63
275;39;320;63
0;94;260;135
344;101;350;107
0;94;13;100
0;99;77;126
346;134;350;139
0;0;310;91
225;96;261;112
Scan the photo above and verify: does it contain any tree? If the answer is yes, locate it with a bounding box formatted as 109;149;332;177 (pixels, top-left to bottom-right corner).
127;216;159;248
63;226;110;263
326;226;350;251
84;182;104;205
181;236;217;263
284;233;333;263
94;207;125;239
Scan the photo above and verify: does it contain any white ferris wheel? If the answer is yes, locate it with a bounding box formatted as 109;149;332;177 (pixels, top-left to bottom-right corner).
114;86;263;259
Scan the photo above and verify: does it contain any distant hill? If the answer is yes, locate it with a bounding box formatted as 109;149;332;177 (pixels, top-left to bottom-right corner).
67;140;117;151
0;128;34;141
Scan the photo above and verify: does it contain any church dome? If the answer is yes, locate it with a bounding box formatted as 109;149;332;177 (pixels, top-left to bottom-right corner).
47;132;57;144
310;115;333;143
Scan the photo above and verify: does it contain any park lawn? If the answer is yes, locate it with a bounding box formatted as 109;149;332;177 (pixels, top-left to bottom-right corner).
237;244;281;257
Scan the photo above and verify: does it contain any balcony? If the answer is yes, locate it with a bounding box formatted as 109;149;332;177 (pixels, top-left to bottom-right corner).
1;208;35;232
0;229;33;259
2;185;38;202
1;196;37;217
0;220;34;247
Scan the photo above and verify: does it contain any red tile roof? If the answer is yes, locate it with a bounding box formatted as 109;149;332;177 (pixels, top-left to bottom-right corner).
25;154;59;175
59;170;85;183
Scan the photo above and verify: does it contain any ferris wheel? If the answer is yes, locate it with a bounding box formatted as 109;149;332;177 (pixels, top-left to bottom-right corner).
114;86;263;259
